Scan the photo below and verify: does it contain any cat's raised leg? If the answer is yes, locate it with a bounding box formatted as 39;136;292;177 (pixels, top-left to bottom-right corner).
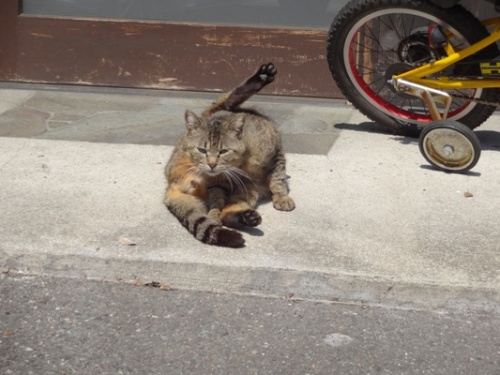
222;62;277;110
268;151;295;211
202;63;277;117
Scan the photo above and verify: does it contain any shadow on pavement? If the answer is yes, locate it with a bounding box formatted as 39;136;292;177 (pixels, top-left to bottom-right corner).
335;121;419;147
418;164;482;177
334;121;385;134
335;121;500;152
476;130;500;151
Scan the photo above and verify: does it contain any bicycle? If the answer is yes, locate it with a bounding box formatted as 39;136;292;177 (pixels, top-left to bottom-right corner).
327;0;500;172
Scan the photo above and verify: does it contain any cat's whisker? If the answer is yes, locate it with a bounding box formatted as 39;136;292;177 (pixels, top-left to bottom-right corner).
229;165;253;179
223;169;250;198
224;171;236;192
178;166;200;182
228;166;257;188
170;162;196;172
170;162;199;179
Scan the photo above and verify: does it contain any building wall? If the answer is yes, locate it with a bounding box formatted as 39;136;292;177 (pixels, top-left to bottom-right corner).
22;0;350;29
22;0;494;27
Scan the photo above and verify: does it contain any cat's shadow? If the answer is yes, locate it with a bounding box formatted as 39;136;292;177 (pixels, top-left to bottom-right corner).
238;227;265;237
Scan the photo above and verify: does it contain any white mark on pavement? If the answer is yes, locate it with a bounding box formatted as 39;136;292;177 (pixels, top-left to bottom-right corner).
324;333;354;348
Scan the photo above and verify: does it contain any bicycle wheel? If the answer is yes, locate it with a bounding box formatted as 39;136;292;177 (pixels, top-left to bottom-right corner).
327;0;500;136
418;120;481;172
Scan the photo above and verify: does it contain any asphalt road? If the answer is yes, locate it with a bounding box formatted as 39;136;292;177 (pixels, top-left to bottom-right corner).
2;274;500;375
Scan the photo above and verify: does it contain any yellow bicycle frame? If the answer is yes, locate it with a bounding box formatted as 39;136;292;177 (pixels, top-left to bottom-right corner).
394;17;500;90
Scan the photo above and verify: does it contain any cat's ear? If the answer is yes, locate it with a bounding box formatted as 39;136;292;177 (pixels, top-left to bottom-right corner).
185;110;200;132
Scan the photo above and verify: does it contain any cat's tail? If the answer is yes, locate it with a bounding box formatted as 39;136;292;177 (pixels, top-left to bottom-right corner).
202;62;277;117
170;208;245;248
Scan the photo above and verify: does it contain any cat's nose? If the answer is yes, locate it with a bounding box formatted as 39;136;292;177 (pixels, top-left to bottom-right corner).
208;162;217;170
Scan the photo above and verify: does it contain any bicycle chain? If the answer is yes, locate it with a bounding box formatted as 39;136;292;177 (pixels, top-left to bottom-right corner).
449;92;500;107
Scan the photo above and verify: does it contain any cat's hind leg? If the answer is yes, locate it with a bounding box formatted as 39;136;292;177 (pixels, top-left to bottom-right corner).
202;63;277;117
165;184;245;248
219;188;262;229
221;202;262;229
222;62;277;110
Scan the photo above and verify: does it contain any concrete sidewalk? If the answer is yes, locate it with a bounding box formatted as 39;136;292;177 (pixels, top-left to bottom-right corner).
1;85;500;313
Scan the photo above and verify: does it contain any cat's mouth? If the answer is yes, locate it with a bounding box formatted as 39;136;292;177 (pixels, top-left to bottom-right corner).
201;167;221;177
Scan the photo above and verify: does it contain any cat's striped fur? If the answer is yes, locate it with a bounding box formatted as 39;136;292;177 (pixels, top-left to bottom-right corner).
164;63;294;247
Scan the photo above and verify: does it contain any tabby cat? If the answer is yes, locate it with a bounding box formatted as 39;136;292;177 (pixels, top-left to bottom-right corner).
164;63;295;248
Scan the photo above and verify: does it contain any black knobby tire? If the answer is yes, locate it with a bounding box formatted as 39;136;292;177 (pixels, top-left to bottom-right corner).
327;0;500;136
418;120;481;172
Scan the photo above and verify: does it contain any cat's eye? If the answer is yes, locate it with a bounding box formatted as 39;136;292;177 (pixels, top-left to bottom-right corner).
197;147;207;154
219;149;229;155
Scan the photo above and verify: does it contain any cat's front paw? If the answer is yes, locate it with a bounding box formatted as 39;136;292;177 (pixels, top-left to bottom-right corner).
257;62;277;84
240;209;262;227
273;195;295;211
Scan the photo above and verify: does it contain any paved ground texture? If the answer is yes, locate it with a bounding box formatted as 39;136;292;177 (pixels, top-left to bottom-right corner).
0;85;500;373
1;86;499;311
2;275;500;375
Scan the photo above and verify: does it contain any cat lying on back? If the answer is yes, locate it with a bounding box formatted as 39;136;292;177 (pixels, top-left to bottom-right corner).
164;63;295;248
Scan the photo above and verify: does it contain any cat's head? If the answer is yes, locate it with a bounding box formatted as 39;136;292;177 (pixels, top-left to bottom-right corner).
183;110;246;176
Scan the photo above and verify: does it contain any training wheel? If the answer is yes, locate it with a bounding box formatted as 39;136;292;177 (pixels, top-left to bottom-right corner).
418;120;481;173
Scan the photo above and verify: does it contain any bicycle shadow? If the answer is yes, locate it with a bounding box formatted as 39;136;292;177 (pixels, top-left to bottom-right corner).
335;122;421;147
476;130;500;151
335;122;500;151
335;122;387;135
335;122;500;176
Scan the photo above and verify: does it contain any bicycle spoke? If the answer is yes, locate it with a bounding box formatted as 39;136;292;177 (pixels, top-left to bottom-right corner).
384;15;404;40
326;0;500;136
365;12;464;112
